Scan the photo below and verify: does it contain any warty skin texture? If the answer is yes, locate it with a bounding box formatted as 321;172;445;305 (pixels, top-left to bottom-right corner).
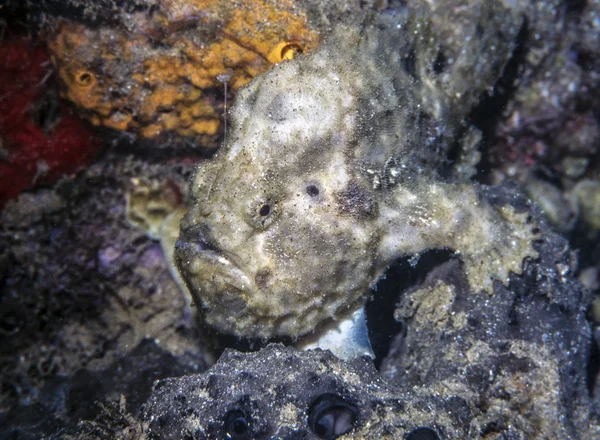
176;8;537;339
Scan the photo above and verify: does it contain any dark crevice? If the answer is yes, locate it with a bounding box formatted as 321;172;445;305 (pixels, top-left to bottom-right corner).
471;18;530;182
441;19;529;181
107;133;218;161
564;0;588;14
367;249;456;368
5;0;158;29
432;50;448;75
587;333;600;396
402;48;417;80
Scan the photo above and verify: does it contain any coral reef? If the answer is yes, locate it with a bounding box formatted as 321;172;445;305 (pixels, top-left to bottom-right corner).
476;1;600;364
144;188;594;439
379;184;594;438
144;266;593;440
125;177;184;240
0;0;599;438
125;177;193;311
482;0;600;281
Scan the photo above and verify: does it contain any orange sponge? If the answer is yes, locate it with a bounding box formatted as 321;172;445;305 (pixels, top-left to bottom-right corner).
46;0;320;146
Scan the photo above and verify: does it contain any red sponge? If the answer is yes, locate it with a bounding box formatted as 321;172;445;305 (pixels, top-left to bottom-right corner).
0;37;102;210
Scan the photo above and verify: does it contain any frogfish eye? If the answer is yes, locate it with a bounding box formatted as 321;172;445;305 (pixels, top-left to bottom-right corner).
246;196;279;229
306;184;320;197
259;204;271;216
224;409;250;440
308;393;359;439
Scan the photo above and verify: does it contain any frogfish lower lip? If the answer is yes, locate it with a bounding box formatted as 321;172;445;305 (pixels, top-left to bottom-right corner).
174;239;252;293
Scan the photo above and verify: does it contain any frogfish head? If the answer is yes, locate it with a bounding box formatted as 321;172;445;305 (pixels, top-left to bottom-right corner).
175;57;382;339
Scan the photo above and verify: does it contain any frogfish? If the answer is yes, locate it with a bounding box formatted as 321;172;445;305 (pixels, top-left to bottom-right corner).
175;4;537;358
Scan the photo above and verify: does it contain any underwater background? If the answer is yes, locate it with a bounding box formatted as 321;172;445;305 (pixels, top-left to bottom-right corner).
0;0;599;438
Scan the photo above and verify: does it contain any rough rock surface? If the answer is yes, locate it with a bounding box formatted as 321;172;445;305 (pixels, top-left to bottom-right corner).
378;184;595;438
0;153;212;438
143;344;469;439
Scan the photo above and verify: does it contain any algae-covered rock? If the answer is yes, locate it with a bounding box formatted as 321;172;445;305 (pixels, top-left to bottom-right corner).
379;184;595;438
143;344;471;439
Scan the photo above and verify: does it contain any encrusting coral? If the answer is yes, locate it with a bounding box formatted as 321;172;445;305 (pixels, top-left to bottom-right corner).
45;0;320;144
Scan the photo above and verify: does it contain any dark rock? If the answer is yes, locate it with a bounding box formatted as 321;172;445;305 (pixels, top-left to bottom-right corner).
143;344;466;439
